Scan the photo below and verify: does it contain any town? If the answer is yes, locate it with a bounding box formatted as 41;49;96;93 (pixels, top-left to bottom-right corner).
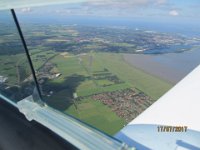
91;88;153;122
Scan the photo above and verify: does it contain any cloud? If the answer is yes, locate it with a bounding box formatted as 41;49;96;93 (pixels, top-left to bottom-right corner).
77;0;170;17
82;0;168;9
156;0;167;4
20;7;31;12
169;10;179;16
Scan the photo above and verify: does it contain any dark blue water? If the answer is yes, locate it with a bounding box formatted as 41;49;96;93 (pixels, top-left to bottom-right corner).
144;45;193;54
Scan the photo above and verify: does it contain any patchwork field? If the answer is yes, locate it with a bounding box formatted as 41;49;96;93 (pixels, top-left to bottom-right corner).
42;52;172;135
0;48;172;135
94;53;172;100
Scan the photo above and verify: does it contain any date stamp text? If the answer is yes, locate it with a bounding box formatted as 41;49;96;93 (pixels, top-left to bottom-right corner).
157;126;188;132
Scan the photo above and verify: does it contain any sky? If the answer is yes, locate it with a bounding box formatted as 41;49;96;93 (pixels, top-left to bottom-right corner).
17;0;200;24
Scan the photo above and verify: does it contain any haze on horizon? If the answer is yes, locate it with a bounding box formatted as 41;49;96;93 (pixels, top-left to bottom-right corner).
17;0;200;25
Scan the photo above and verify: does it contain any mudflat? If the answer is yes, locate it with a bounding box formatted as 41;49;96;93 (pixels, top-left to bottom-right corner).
123;54;187;84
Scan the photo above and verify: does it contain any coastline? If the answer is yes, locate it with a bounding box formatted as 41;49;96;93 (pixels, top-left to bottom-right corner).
123;53;184;84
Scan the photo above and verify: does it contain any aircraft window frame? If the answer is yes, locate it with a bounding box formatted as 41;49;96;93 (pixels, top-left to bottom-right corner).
0;8;131;150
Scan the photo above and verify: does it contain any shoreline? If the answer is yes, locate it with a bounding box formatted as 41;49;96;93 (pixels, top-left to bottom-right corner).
123;53;184;84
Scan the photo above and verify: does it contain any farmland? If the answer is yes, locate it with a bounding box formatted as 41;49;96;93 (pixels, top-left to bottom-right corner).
40;52;172;134
0;46;173;135
46;52;172;99
0;24;176;135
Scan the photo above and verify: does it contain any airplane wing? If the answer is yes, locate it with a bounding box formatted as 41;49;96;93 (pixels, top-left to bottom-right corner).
115;64;200;149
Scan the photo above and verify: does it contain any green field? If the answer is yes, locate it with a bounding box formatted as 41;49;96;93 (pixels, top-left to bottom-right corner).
0;49;172;135
50;52;172;99
44;52;172;135
30;49;58;70
94;53;172;100
65;98;126;135
0;54;29;85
